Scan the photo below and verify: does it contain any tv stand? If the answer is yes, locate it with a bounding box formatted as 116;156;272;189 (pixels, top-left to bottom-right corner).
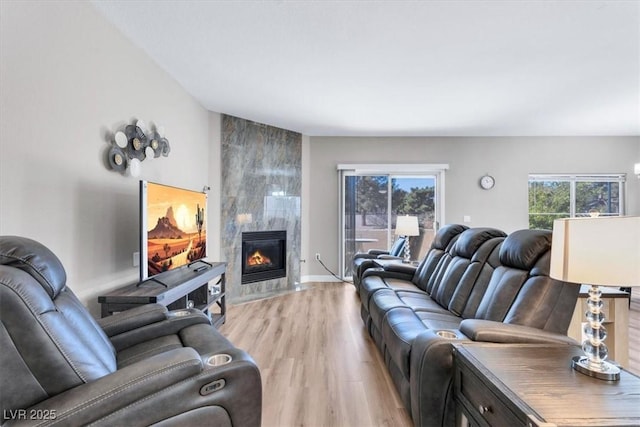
98;262;226;328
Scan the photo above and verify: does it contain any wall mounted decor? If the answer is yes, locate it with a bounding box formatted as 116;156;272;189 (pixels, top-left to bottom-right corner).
106;120;170;177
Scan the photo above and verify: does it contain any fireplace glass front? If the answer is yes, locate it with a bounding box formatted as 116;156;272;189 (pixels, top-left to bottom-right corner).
241;231;286;284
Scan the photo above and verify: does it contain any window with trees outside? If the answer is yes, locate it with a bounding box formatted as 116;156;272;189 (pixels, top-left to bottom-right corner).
528;174;626;230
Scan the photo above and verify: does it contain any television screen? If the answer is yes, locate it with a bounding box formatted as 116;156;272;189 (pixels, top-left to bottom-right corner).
140;181;207;280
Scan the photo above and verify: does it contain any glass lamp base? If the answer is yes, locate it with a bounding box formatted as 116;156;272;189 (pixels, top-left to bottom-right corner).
571;355;620;381
403;238;411;263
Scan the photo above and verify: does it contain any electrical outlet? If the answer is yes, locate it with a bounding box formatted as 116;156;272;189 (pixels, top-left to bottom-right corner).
133;252;140;267
315;253;321;261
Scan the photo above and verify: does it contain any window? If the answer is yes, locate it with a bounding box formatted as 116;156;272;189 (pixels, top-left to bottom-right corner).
528;174;626;229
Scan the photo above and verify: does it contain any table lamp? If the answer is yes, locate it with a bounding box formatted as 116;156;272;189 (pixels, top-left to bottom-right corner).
395;215;419;263
550;216;640;381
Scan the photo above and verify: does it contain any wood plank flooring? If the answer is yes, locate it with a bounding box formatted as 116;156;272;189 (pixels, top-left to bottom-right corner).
219;282;412;427
220;283;640;426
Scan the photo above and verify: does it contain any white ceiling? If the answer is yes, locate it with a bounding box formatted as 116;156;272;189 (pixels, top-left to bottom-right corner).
91;0;640;137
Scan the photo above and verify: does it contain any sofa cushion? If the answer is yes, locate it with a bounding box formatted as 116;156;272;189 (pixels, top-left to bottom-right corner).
360;275;426;314
382;307;462;379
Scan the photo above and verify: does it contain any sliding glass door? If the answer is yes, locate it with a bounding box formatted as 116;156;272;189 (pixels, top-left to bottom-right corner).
339;164;447;279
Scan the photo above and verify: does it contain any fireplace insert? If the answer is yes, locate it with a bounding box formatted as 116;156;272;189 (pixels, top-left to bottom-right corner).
241;231;286;284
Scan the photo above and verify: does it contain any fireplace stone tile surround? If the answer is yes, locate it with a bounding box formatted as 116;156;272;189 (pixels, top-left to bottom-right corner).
221;115;301;302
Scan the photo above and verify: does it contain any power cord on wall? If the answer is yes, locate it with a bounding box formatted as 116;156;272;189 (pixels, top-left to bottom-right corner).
315;254;353;284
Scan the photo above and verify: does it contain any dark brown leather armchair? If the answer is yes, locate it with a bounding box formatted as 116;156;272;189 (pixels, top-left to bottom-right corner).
0;236;261;426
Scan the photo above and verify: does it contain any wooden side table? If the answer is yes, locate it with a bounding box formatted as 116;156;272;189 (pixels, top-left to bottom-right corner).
567;285;630;367
453;343;640;427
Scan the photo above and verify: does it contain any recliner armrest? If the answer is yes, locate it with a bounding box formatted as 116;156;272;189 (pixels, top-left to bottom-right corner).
353;253;376;260
367;249;390;256
97;303;169;337
361;262;416;282
108;309;212;351
376;254;403;260
460;319;579;345
381;262;416;274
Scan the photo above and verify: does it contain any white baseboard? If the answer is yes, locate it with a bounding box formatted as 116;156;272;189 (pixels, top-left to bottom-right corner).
301;275;342;283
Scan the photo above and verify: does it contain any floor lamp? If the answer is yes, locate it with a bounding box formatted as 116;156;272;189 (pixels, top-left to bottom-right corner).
395;215;419;263
550;216;640;381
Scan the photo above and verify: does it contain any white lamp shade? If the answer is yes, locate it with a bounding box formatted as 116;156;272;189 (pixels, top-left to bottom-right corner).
550;216;640;286
635;163;640;175
395;215;420;236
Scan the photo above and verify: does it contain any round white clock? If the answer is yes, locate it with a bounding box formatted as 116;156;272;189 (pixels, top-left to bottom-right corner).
479;174;495;190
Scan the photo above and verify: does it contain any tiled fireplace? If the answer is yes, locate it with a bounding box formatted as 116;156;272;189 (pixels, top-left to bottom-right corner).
221;115;301;302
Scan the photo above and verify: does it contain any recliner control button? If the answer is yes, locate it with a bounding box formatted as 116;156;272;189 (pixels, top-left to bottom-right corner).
200;379;226;395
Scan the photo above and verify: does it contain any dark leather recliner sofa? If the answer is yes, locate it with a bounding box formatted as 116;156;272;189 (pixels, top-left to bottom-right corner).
0;236;261;426
358;225;580;427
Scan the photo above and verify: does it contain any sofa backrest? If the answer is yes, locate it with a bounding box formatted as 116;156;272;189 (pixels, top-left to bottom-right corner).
411;224;468;291
428;228;507;314
0;236;117;414
388;237;407;257
473;229;580;333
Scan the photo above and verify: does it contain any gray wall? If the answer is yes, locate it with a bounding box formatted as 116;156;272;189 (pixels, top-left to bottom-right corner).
2;1;639;300
0;1;216;316
304;136;640;278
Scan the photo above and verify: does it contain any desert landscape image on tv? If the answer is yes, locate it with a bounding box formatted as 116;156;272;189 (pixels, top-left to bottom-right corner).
146;182;207;276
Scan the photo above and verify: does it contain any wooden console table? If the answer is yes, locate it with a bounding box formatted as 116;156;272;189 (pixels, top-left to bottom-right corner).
453;343;640;427
567;285;630;368
98;262;226;328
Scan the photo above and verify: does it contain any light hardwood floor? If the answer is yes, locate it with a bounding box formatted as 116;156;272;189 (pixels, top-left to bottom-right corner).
219;282;412;427
220;283;640;426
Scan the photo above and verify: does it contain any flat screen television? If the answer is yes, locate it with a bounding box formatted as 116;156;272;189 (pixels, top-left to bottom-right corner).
139;180;207;280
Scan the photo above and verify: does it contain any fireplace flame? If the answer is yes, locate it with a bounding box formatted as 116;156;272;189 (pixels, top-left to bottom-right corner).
247;250;272;266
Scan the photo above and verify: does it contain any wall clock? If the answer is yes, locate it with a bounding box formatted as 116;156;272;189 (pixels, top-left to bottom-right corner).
479;174;495;190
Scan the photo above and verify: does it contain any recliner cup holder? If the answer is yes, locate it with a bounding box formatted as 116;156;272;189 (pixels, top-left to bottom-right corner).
436;330;458;339
206;354;232;367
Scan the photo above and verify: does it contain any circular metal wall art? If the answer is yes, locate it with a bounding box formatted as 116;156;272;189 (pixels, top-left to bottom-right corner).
148;132;164;158
125;124;147;161
161;138;171;157
108;145;127;173
106;120;170;175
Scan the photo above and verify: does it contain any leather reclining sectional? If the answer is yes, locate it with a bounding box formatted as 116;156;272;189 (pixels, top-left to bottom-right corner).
0;236;261;426
357;224;580;427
